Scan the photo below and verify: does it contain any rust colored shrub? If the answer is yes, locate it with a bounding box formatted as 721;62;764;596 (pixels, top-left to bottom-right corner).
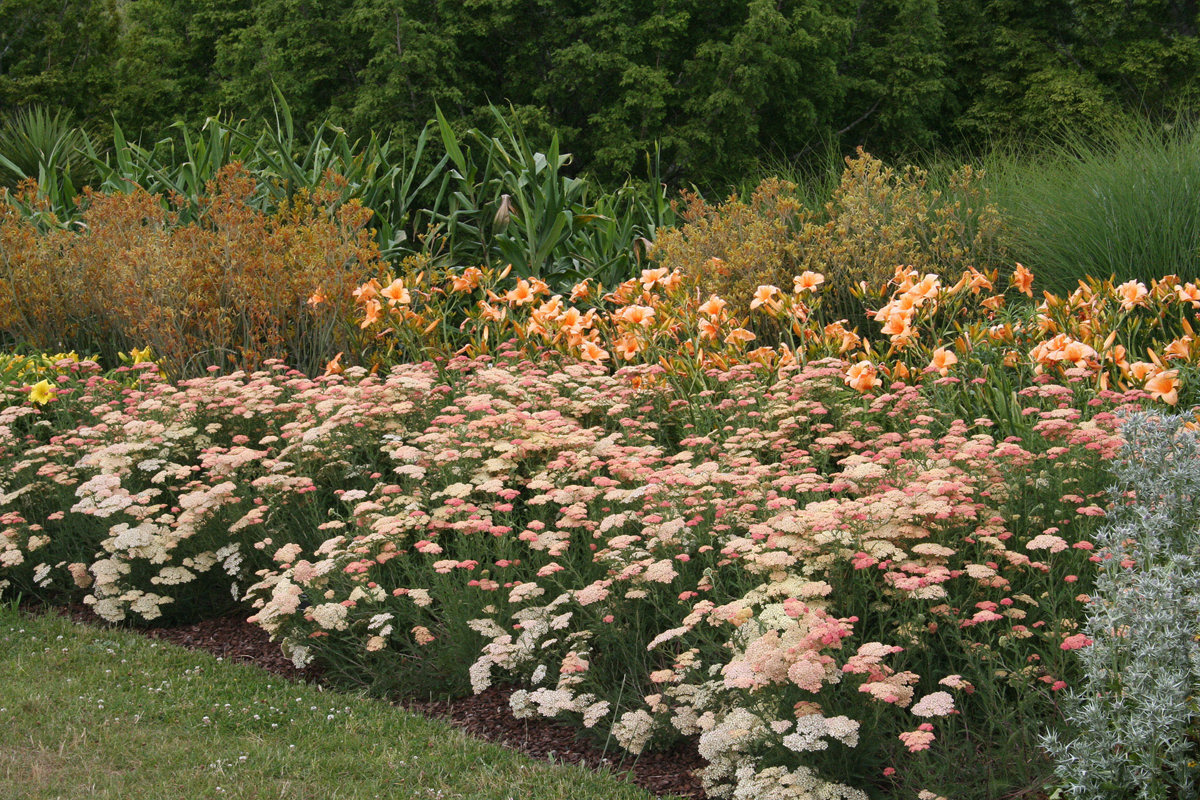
0;165;380;377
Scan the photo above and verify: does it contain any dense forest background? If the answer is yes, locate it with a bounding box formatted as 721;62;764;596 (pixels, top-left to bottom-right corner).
2;0;1199;188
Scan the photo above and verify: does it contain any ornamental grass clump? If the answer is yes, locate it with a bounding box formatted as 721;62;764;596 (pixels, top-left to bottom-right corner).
1044;411;1200;799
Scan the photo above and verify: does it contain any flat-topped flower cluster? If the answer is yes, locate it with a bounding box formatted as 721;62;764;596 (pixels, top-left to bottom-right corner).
0;347;1144;798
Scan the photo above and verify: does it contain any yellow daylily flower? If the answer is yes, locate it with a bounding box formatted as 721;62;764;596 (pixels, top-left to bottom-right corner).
28;379;55;405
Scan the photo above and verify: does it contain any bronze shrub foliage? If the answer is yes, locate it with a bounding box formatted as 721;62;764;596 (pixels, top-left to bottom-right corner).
653;150;1007;333
0;165;378;377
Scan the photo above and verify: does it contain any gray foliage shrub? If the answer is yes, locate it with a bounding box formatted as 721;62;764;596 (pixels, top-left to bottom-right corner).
1045;411;1200;799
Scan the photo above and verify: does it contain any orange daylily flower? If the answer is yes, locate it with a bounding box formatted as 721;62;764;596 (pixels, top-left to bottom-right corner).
613;334;644;360
1011;263;1034;297
640;267;669;290
1127;361;1157;381
532;296;564;324
381;279;411;305
928;347;958;376
723;328;756;346
1116;280;1149;311
890;361;912;383
698;295;728;319
478;300;507;322
556;306;585;334
845;360;882;392
307;288;328;307
908;274;940;301
963;268;993;295
1165;336;1193;360
981;294;1005;311
617;305;656;327
880;314;911;339
750;285;781;311
1177;282;1200;307
824;321;861;354
793;271;825;293
506;279;536;306
579;340;609;363
323;352;344;376
450;267;483;292
353;279;381;303
660;269;684;291
1145;369;1180;405
360;299;383;328
569;280;591;302
698;318;721;341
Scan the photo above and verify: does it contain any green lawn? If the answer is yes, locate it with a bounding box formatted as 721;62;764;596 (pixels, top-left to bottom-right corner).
0;605;674;800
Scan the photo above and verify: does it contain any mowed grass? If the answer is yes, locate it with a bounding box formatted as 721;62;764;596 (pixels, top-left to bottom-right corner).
0;605;674;800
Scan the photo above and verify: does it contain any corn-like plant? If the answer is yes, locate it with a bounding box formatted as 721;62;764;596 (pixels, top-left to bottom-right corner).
1044;410;1200;800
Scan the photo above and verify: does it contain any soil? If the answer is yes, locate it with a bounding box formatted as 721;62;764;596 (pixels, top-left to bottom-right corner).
40;604;706;799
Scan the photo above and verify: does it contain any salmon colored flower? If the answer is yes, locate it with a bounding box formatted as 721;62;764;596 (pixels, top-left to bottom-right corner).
824;321;861;354
640;267;668;290
793;271;825;293
617;305;656;327
323;352;344;376
880;314;911;339
698;318;721;340
845;360;881;392
1145;369;1180;405
307;288;328;306
381;278;411;305
613;334;643;360
353;279;381;303
723;328;756;346
908;274;940;301
660;269;684;291
750;284;781;312
579;340;609;363
1177;282;1200;307
753;284;782;311
963;268;993;295
1116;280;1149;310
928;347;958;376
1127;361;1157;381
569;279;591;302
981;294;1005;311
1164;337;1192;361
478;300;507;322
698;295;727;319
506;279;536;306
450;267;483;292
360;299;383;328
556;306;585;335
1011;263;1034;297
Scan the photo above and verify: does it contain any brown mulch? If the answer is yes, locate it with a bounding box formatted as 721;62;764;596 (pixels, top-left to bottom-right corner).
39;603;706;799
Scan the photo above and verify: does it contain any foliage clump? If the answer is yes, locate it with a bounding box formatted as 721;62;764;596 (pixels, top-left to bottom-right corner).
0;164;375;377
1045;411;1200;800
